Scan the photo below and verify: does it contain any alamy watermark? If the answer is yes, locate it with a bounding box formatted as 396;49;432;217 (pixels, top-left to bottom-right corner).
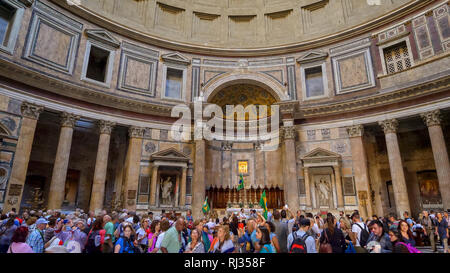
170;102;281;151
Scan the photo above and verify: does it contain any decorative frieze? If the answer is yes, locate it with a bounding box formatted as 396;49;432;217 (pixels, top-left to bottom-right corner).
60;112;80;128
421;109;442;127
20;102;43;120
378;119;399;134
346;125;364;138
98;120;115;135
129;126;145;138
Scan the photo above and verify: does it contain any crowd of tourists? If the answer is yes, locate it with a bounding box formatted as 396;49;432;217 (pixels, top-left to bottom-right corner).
0;207;448;253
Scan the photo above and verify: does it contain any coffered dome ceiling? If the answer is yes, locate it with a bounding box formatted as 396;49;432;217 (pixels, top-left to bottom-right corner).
62;0;419;55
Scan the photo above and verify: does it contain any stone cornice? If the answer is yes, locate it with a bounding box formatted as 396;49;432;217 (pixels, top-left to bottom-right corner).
0;57;174;118
298;74;450;118
421;109;442;127
21;101;44;120
49;0;434;57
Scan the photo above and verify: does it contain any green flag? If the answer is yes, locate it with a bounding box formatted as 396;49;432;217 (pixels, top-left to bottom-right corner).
259;190;268;220
237;173;244;191
202;197;210;214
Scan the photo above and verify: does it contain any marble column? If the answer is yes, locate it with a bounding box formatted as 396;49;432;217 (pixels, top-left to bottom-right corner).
3;102;43;212
47;112;80;210
122;126;144;210
303;167;312;208
282;126;299;211
150;165;159;206
347;125;373;218
421;110;450;210
192;139;206;220
89;120;115;214
179;167;187;207
378;119;411;218
333;165;344;209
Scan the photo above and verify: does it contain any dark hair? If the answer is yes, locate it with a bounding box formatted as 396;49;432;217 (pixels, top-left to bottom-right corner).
148;212;153;215
266;221;275;233
11;226;29;243
92;217;103;231
351;212;360;221
257;226;271;246
369;220;385;239
48;217;57;227
149;220;160;233
398;220;413;239
372;215;378;219
273;210;280;220
4;215;15;228
326;214;335;235
160;219;170;232
281;210;287;218
306;213;313;218
133;215;140;224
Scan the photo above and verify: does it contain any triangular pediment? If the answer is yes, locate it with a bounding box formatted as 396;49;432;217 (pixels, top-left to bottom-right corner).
85;29;120;48
150;147;189;162
161;52;191;65
296;50;328;64
301;147;340;159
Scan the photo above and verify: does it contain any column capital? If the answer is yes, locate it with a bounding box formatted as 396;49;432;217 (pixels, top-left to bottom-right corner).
21;102;43;120
282;126;296;140
221;141;232;151
346;125;364;138
60;112;80;128
421;109;442;127
378;119;399;134
98;120;116;135
128;126;145;138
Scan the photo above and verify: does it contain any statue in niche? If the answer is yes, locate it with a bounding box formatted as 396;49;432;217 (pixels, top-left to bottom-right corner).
315;176;331;207
160;176;174;205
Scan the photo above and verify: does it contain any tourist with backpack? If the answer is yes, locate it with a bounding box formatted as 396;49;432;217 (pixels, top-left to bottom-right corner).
319;214;346;253
85;217;105;253
114;224;138;253
287;218;316;253
351;212;369;253
367;220;393;253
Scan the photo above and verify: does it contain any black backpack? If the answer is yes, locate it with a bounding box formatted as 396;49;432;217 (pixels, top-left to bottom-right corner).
289;232;309;253
354;223;370;247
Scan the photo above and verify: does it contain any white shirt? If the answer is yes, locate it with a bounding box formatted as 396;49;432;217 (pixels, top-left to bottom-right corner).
155;231;166;250
352;222;367;247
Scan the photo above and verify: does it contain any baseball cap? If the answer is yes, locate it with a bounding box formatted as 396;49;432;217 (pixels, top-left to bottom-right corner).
36;218;49;225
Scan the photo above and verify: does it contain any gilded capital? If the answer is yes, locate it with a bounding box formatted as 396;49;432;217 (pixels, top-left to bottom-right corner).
98;120;116;135
378;119;399;134
60;112;80;128
346;125;364;138
421;110;441;127
282;126;296;140
128;126;145;138
21;102;44;120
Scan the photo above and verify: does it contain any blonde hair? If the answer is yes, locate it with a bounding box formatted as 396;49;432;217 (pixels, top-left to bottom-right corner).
219;225;231;241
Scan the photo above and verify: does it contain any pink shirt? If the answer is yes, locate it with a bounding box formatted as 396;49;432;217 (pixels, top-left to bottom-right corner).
7;242;34;253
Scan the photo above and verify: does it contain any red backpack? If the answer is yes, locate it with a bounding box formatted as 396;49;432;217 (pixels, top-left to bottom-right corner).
289;232;309;253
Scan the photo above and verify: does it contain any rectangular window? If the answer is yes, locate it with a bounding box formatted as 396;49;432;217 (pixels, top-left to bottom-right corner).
305;66;325;98
0;3;15;47
86;45;109;83
383;41;412;74
165;68;183;99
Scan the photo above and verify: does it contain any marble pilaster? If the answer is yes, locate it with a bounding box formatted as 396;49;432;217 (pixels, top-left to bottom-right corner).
282;126;299;210
123;126;144;210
